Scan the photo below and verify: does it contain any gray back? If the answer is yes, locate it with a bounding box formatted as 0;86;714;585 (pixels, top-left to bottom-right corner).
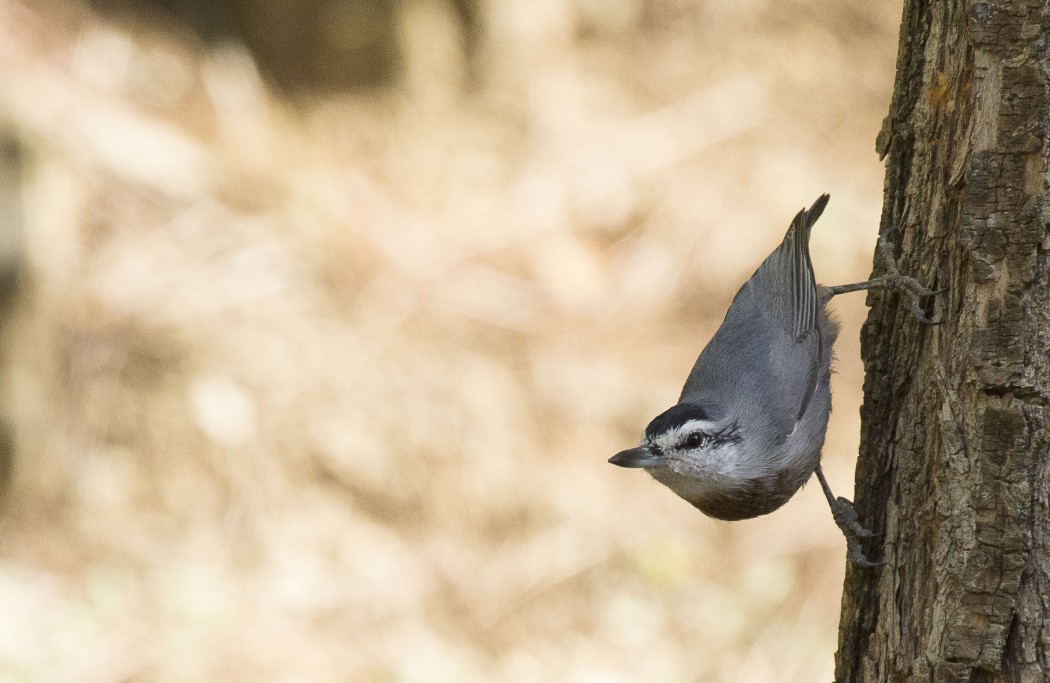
679;196;829;448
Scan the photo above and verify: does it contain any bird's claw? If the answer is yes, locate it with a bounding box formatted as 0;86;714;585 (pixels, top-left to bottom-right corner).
826;233;943;326
831;496;878;537
908;301;941;326
846;541;885;569
830;496;884;568
814;466;883;568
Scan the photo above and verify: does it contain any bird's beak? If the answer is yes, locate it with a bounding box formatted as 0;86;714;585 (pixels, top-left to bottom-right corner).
608;446;667;468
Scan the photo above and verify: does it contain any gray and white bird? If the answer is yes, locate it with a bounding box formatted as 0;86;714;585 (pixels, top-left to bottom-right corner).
609;195;938;567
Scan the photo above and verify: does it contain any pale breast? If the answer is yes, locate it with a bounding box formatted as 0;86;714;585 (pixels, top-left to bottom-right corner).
650;463;814;521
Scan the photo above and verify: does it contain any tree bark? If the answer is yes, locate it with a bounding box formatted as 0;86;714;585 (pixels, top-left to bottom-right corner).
835;1;1050;681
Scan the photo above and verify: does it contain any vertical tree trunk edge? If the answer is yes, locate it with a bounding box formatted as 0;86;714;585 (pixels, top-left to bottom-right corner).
834;1;1050;682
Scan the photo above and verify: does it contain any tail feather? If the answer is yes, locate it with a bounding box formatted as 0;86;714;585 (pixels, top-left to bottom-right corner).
782;194;827;339
785;194;828;419
678;194;830;416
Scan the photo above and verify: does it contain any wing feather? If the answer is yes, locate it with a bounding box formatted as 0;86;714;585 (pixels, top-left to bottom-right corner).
678;195;830;433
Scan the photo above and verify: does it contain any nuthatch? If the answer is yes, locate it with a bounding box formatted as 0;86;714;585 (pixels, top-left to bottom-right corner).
609;195;938;567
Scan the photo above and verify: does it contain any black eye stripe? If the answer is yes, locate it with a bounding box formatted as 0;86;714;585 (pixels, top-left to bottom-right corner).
712;423;742;445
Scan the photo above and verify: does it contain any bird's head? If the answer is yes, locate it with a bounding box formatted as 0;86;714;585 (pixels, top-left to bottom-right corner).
609;402;741;473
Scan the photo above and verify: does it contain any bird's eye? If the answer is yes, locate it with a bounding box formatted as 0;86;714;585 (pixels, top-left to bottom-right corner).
684;432;706;449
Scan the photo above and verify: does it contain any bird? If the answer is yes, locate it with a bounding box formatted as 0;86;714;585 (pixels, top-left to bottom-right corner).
608;195;938;567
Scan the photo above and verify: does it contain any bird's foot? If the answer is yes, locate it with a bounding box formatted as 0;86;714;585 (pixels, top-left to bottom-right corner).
827;233;943;325
829;495;884;569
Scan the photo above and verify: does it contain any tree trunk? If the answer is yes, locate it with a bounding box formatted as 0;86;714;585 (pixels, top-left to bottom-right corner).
834;1;1050;681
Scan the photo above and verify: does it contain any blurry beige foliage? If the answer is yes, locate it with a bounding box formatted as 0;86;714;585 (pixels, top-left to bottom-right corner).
0;0;901;681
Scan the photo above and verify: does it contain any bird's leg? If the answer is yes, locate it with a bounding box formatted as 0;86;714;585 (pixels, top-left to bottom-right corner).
827;233;942;325
814;465;883;569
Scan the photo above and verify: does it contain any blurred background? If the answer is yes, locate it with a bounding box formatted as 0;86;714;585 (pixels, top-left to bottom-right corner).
0;0;901;680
